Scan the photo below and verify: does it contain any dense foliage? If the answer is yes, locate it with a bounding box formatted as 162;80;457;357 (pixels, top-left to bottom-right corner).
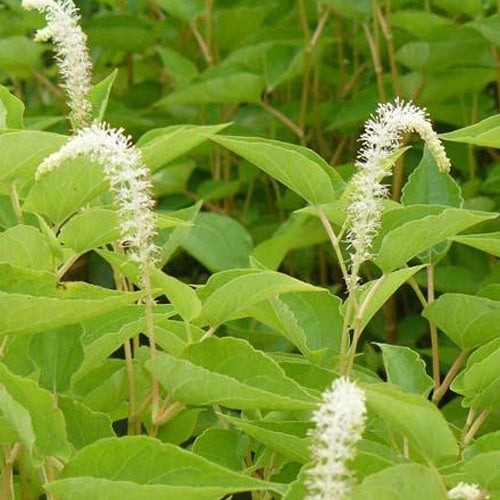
0;0;499;498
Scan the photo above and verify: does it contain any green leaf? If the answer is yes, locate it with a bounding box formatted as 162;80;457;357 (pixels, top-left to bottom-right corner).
0;130;66;182
158;71;264;106
374;208;497;272
29;324;84;392
89;69;118;122
152;159;196;196
363;383;459;464
58;208;120;254
198;268;319;327
0;225;54;271
225;416;310;464
23;158;107;224
211;135;342;204
0;36;42;78
55;436;285;497
153;0;204;21
58;396;114;450
352;463;447;499
451;232;500;258
0;283;142;336
460;452;500;494
0;363;70;464
0;384;36;458
98;250;201;322
192;428;249;471
248;290;343;363
452;338;500;410
138;123;229;172
319;0;371;21
440;114;500;148
146;337;317;410
182;212;253;272
401;147;462;207
375;344;433;397
423;293;500;349
156;409;203;445
157;48;198;87
0;85;24;129
352;266;426;331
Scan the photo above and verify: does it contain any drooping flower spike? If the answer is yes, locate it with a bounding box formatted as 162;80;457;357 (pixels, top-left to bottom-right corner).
306;377;367;500
23;0;93;129
448;482;489;500
36;122;158;270
347;98;451;289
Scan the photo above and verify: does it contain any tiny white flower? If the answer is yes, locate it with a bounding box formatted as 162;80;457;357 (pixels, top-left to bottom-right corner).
448;482;489;500
36;122;158;270
347;99;451;288
306;377;367;500
23;0;93;129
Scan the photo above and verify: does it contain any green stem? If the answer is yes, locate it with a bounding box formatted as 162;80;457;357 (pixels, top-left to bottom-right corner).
427;265;441;392
432;350;468;405
9;183;23;224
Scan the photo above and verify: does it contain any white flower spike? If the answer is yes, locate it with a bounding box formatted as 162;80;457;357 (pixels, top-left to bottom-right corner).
23;0;93;128
306;377;367;500
36;122;157;269
448;482;489;500
347;99;451;288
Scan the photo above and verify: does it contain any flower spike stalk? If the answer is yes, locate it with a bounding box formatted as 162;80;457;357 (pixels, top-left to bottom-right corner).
347;98;451;289
23;0;93;129
448;483;490;500
306;377;367;500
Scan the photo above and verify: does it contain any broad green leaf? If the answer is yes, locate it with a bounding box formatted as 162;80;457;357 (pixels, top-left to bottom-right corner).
225;416;310;464
157;48;198;87
197;179;241;202
0;384;36;458
0;224;53;271
0;363;70;464
423;293;500;349
376;343;433;397
23;158;107;224
192;428;249;471
0;36;42;78
158;201;201;266
156;408;204;445
374;208;497;272
152;0;204;21
252;214;328;270
460;452;500;495
0;85;24;129
152;159;196;195
89;69;118;122
451;232;500;257
98;250;201;322
390;10;452;38
440;114;500;148
146;337;317;410
319;0;371;20
59;208;120;254
352;463;447;499
58;396;114;450
138;123;229;172
433;0;483;17
0;283;142;336
158;71;264;106
452;338;500;410
182;212;253;272
401;147;462;207
352;266;426;331
0;130;66;182
247;290;343;363
470;14;500;46
58;436;285;496
86;15;155;52
363;383;459;464
29;324;84;392
198;268;319;327
211;135;342;204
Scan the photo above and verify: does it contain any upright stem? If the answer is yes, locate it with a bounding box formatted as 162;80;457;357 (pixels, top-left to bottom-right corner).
123;339;137;435
1;444;22;500
432;350;468;405
427;265;441;392
462;410;489;448
362;22;386;101
9;183;23;224
142;270;160;423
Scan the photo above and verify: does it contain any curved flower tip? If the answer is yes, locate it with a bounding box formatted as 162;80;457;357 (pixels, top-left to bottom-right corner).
306;377;367;500
448;482;489;500
37;122;158;268
23;0;93;129
346;99;451;288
